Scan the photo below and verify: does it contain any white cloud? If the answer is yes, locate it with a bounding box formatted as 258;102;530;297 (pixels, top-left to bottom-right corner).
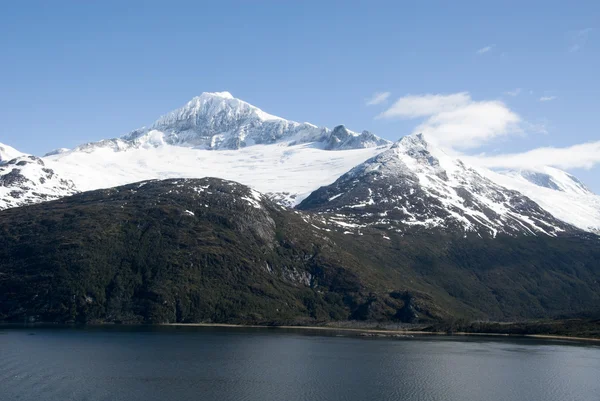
504;88;521;97
377;92;521;149
374;90;600;175
569;28;593;52
377;92;470;119
373;88;599;175
467;141;600;170
365;91;391;106
477;44;495;54
415;102;521;149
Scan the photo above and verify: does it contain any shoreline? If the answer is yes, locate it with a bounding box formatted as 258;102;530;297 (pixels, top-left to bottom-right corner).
162;323;600;343
3;321;598;343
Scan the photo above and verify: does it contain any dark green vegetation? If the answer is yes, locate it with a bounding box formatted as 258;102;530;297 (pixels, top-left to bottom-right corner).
1;178;599;333
423;318;600;339
0;178;418;324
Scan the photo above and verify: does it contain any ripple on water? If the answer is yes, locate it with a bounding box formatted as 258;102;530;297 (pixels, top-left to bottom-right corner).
0;328;599;401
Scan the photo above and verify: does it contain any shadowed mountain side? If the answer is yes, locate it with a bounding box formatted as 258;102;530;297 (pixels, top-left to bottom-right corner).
0;178;599;324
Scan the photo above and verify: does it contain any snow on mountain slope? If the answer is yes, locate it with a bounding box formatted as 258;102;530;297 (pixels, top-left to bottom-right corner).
4;92;598;236
0;142;24;163
298;134;572;237
44;148;70;157
45;142;388;206
0;155;78;210
482;169;600;234
498;166;592;196
72;92;390;152
41;92;390;205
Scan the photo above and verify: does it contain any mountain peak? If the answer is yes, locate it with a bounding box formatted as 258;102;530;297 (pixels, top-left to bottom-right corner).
56;92;390;154
0;142;25;163
200;91;234;99
325;125;390;150
299;132;571;237
392;133;428;149
44;148;70;157
110;94;389;151
152;92;285;130
332;124;349;132
499;166;593;196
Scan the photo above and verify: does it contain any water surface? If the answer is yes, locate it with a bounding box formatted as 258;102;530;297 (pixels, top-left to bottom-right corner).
1;326;599;401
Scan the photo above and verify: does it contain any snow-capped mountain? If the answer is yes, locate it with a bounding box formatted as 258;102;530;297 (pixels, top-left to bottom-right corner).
499;166;592;196
298;134;572;237
70;92;389;152
1;92;599;236
0;155;78;210
44;148;70;157
483;168;600;234
42;92;390;204
0;142;24;163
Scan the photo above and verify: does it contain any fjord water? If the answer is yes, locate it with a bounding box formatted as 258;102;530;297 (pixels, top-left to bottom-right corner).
1;327;598;401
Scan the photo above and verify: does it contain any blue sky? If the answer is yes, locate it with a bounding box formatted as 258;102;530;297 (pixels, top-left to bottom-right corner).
1;1;599;190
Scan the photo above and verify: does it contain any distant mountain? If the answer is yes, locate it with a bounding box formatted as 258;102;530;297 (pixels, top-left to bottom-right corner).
298;134;573;237
43;148;70;157
0;154;78;210
1;178;599;325
499;166;592;196
70;92;390;152
487;168;600;235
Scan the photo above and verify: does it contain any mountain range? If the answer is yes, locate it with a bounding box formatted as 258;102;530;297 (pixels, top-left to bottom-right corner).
1;92;599;325
1;177;599;324
1;91;599;235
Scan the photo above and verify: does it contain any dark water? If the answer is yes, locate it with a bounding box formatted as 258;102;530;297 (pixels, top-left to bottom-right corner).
1;326;599;401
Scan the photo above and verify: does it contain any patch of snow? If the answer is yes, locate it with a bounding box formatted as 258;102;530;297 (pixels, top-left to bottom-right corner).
328;193;343;201
241;196;262;209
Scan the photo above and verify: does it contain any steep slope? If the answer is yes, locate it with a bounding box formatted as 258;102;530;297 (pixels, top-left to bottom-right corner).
0;155;78;210
1;178;599;324
298;134;573;237
487;168;600;234
0;142;24;163
0;178;441;324
500;166;592;196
